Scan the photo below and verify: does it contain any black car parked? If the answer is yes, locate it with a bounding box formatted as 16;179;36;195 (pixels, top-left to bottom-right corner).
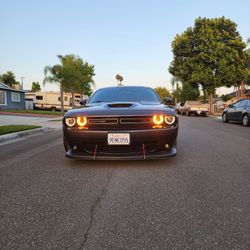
63;86;178;160
222;98;250;127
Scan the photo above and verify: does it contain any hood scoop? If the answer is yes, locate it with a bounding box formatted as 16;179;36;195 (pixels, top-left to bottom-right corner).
107;103;133;108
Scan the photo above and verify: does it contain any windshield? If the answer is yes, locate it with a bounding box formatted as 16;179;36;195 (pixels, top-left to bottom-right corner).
89;87;161;104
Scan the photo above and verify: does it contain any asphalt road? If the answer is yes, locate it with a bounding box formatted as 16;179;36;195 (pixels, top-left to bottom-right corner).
0;116;250;250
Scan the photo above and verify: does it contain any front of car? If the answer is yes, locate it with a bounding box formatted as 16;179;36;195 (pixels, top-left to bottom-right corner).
63;86;178;160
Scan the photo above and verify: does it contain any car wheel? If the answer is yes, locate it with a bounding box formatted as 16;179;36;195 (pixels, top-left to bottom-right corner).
242;114;250;127
51;107;56;112
222;113;229;123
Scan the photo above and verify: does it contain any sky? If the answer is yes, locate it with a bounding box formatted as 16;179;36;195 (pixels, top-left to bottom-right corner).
1;0;250;94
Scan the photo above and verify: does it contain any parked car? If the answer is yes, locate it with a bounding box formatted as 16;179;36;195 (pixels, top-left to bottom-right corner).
175;102;184;114
181;101;209;116
63;86;179;160
222;98;250;126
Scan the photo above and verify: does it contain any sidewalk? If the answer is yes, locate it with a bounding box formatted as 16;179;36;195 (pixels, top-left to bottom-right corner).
0;114;62;129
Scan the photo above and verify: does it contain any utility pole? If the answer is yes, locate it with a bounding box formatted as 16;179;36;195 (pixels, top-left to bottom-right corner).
20;77;25;90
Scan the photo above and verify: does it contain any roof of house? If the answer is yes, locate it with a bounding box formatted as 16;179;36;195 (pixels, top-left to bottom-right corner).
227;88;250;97
0;82;25;92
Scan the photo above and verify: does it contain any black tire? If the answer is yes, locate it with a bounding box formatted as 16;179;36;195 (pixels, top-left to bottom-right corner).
51;107;56;112
242;114;250;127
222;112;229;123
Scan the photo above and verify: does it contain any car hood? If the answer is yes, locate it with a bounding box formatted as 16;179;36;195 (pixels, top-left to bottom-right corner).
65;102;176;117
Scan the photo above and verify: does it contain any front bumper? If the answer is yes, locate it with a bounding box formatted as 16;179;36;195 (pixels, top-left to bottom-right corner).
63;127;178;160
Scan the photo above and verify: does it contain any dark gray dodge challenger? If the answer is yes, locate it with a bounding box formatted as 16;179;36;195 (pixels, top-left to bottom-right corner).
63;86;178;160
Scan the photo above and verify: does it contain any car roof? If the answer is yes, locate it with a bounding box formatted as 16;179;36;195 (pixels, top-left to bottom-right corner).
95;86;154;91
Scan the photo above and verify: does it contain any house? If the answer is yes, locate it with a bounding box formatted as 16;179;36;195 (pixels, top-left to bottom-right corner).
225;88;250;106
0;82;26;110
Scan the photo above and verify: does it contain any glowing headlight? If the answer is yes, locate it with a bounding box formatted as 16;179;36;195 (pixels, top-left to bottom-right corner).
76;116;87;127
153;115;164;125
165;115;176;125
65;117;76;127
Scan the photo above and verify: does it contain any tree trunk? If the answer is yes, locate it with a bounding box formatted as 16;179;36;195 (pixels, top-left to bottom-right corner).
240;82;244;98
60;83;64;112
203;89;206;103
209;93;214;114
71;91;75;109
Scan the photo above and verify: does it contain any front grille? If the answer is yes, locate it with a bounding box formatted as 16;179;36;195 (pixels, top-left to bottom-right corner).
86;116;153;130
88;117;118;125
120;117;151;124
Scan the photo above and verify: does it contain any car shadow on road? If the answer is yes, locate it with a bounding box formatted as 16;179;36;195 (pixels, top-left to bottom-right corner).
64;156;178;170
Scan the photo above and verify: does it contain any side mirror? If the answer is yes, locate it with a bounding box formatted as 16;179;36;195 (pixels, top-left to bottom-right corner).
80;99;88;106
228;104;233;108
163;97;172;105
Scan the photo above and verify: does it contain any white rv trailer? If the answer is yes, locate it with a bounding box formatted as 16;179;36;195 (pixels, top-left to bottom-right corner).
25;91;82;111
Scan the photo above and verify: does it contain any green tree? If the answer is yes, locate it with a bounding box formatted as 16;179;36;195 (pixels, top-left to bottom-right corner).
154;86;171;101
180;83;200;102
31;82;41;92
0;71;18;87
170;76;182;104
44;62;64;112
220;94;231;102
60;54;95;108
44;54;95;111
169;17;248;112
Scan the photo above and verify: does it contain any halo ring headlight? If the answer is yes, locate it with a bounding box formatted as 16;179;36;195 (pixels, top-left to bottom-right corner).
65;117;76;127
164;115;176;125
153;115;164;125
77;116;87;127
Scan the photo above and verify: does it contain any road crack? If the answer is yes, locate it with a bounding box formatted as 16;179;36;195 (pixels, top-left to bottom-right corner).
78;170;113;250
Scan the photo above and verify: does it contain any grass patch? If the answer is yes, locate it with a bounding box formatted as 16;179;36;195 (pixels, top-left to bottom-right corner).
0;125;42;135
1;109;64;116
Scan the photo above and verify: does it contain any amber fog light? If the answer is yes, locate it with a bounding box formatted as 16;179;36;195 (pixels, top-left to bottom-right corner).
65;117;76;127
77;116;87;127
153;115;164;125
164;115;175;125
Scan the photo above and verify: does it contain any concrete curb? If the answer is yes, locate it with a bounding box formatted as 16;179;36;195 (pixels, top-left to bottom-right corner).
0;127;54;143
208;115;222;120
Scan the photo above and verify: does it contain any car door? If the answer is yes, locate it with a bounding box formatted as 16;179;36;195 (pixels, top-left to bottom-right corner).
235;100;247;122
237;100;248;122
229;101;241;121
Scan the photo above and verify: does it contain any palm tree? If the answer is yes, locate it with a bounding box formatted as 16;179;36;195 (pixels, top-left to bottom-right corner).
43;63;64;112
171;76;180;104
116;74;123;85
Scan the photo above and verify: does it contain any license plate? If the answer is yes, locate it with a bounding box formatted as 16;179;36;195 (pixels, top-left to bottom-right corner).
197;110;201;114
107;133;130;145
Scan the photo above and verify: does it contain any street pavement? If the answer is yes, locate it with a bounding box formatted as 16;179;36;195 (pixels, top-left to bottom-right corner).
0;116;250;249
0;114;62;128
